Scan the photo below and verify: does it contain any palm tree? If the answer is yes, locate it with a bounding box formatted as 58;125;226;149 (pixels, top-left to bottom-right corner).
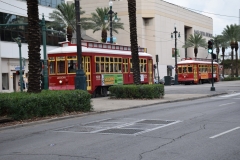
49;3;89;42
26;0;41;93
86;7;124;43
182;34;207;58
219;35;229;77
222;24;239;78
213;35;222;63
127;0;140;84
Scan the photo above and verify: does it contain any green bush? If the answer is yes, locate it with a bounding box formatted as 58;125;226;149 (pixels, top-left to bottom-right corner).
0;90;92;120
223;77;240;81
109;84;164;99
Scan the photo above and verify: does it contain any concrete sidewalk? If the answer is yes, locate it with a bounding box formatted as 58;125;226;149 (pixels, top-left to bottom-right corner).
92;92;226;112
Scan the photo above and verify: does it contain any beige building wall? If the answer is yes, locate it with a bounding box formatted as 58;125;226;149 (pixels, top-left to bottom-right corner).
69;0;213;78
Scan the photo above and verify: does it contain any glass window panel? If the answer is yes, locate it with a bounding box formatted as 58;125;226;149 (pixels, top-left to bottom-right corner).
96;63;100;72
178;67;182;73
49;61;56;74
96;57;100;62
118;64;122;72
68;60;77;73
101;63;104;72
57;61;65;73
101;57;104;62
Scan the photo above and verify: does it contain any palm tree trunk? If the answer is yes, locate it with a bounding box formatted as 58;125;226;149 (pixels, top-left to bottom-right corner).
101;29;107;43
235;42;239;77
194;47;198;58
231;47;234;78
27;0;41;93
127;0;140;84
222;47;225;77
216;47;219;63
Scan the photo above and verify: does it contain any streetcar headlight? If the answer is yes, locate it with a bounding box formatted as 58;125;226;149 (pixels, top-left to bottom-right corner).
59;80;62;84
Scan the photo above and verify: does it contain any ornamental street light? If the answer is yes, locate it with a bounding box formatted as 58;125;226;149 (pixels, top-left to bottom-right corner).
12;37;23;92
171;24;180;85
104;0;118;44
74;0;86;90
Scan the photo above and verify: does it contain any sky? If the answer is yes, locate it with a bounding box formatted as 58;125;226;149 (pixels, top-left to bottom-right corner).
163;0;240;36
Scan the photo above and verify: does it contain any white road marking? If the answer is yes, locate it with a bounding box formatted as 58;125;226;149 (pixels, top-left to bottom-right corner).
219;93;240;98
134;120;182;136
219;102;236;106
210;127;240;139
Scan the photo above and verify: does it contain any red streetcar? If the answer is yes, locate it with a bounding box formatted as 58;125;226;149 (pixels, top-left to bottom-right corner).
177;58;220;84
47;41;153;97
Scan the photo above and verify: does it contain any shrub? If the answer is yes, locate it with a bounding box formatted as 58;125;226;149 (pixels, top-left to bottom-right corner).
109;84;164;99
223;77;240;81
0;90;92;120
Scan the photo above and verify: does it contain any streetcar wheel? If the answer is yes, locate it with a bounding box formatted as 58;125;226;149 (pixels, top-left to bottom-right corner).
102;87;108;97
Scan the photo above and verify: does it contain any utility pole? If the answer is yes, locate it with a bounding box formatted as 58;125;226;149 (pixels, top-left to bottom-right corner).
74;0;86;90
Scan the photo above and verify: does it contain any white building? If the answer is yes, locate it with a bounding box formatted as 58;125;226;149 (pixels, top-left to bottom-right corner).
0;0;64;92
68;0;213;79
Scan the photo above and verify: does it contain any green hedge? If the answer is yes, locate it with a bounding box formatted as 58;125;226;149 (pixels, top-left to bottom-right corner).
0;90;92;120
223;77;240;81
109;84;164;99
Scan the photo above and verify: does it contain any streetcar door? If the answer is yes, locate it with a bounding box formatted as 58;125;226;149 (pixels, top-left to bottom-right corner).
82;56;91;91
148;59;153;84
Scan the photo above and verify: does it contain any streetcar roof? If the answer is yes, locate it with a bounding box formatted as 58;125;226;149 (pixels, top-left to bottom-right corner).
47;46;152;57
178;60;218;65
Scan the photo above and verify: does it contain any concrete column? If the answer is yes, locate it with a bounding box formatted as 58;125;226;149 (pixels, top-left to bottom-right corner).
0;39;2;92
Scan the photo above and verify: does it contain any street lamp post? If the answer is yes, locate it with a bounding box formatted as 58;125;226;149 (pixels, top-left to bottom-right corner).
171;24;180;85
105;0;118;44
74;0;86;90
41;14;48;90
13;37;23;92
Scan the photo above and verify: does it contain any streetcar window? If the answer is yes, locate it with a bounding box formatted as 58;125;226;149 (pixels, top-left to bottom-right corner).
183;66;187;73
139;58;147;73
188;65;192;73
178;66;182;73
57;56;66;74
67;60;77;73
123;58;128;73
48;57;56;74
67;56;77;74
96;63;100;72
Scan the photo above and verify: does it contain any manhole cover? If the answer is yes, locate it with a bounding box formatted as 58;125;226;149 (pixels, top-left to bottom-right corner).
97;128;144;134
137;120;175;125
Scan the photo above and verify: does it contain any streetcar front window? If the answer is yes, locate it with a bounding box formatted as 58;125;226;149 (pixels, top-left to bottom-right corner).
57;56;66;74
67;56;77;74
178;66;182;73
48;57;55;74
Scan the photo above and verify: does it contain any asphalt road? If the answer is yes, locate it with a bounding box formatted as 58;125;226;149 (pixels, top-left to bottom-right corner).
0;81;240;160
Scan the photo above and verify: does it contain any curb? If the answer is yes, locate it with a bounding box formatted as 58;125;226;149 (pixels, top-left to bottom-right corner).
0;92;227;131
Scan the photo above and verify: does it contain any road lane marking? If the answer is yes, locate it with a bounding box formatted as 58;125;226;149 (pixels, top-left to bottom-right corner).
219;93;240;98
219;102;236;106
210;127;240;139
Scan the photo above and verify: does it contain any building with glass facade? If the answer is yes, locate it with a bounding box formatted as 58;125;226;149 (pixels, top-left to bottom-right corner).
0;0;65;92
